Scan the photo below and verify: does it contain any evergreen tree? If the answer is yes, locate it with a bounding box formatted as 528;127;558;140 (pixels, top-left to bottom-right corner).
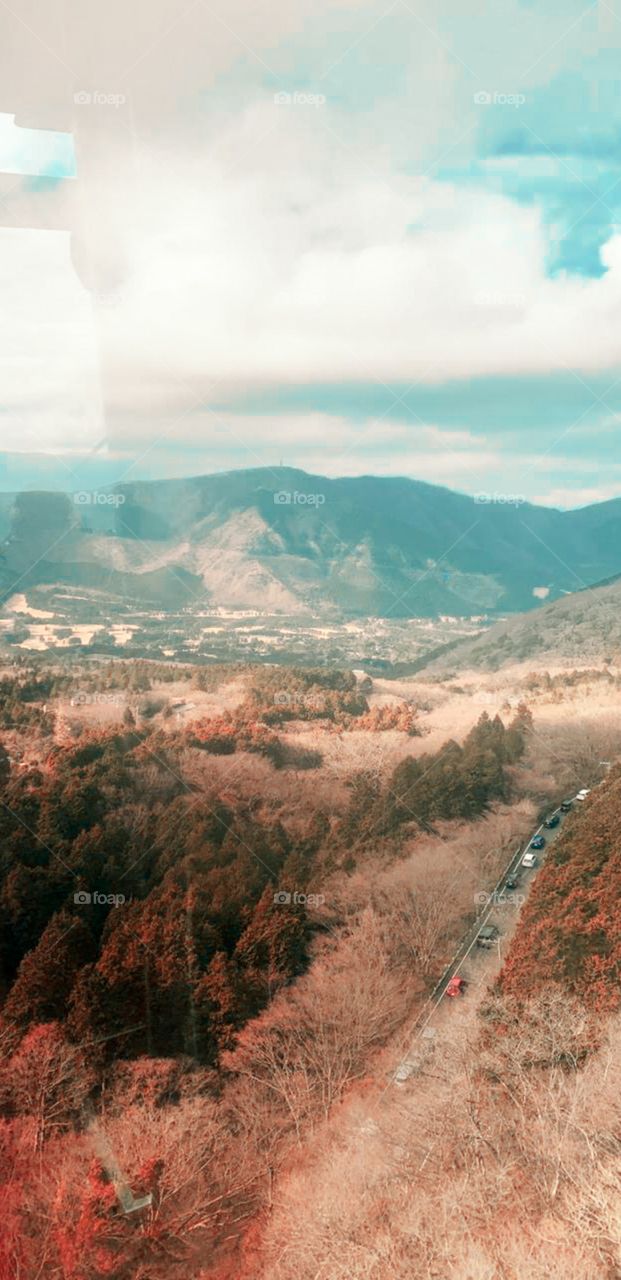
3;909;95;1026
234;886;308;1012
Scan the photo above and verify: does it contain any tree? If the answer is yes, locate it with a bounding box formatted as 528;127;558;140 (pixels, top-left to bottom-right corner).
226;910;410;1132
0;740;10;789
3;910;95;1026
234;887;308;1011
1;1022;94;1152
373;879;449;976
194;951;243;1054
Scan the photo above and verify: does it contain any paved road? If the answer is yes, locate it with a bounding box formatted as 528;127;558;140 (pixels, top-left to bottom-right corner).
393;797;572;1083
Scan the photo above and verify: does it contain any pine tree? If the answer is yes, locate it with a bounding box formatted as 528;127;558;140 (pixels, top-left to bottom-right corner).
3;909;95;1026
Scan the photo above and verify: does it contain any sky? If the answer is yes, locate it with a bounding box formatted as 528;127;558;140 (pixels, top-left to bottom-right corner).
0;0;620;507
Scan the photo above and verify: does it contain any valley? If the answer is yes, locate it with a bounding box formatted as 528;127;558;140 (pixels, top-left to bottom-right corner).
0;585;489;668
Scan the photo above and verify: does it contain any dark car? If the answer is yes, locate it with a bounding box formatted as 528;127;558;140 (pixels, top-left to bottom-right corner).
530;834;546;850
477;924;500;948
505;875;519;891
560;800;573;812
544;813;560;828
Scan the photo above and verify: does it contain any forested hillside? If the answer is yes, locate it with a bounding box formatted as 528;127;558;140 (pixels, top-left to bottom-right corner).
0;671;528;1064
0;657;539;1278
500;765;621;1011
424;573;621;672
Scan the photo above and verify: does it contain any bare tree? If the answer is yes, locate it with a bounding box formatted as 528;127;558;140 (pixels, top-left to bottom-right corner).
225;910;411;1135
2;1023;94;1154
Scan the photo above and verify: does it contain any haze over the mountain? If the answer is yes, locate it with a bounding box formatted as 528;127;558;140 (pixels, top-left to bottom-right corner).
2;468;621;618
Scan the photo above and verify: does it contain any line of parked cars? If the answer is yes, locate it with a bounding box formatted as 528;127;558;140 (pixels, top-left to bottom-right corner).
521;797;579;867
394;788;595;1083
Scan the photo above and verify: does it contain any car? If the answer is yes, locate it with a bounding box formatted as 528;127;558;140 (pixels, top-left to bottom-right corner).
505;875;519;891
394;1058;420;1084
476;924;500;948
522;851;537;868
530;834;546;850
575;788;591;802
544;814;560;828
560;800;573;812
445;975;467;997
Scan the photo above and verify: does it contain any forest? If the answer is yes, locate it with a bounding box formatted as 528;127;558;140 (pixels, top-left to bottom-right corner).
2;660;614;1280
0;658;541;1277
0;667;530;1066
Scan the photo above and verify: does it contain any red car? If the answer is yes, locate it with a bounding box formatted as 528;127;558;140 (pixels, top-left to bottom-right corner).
446;975;466;998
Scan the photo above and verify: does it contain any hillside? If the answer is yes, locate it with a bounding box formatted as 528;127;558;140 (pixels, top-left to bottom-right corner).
0;659;540;1278
500;765;621;1010
422;572;621;672
2;656;621;1279
3;470;621;617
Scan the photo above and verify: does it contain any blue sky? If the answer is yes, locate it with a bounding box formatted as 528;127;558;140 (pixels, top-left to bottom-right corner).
0;0;620;507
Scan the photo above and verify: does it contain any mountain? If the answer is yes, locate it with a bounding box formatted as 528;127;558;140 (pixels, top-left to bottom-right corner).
421;572;621;671
2;468;621;618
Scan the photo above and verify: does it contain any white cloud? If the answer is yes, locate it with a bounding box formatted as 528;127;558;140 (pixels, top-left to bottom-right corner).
3;125;621;476
1;0;621;494
533;485;621;509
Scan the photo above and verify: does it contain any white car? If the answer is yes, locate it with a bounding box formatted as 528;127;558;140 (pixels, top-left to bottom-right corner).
575;788;591;802
394;1059;420;1084
522;851;537;868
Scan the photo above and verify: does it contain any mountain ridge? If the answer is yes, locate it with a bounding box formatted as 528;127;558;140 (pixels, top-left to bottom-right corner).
2;468;621;618
420;570;621;671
